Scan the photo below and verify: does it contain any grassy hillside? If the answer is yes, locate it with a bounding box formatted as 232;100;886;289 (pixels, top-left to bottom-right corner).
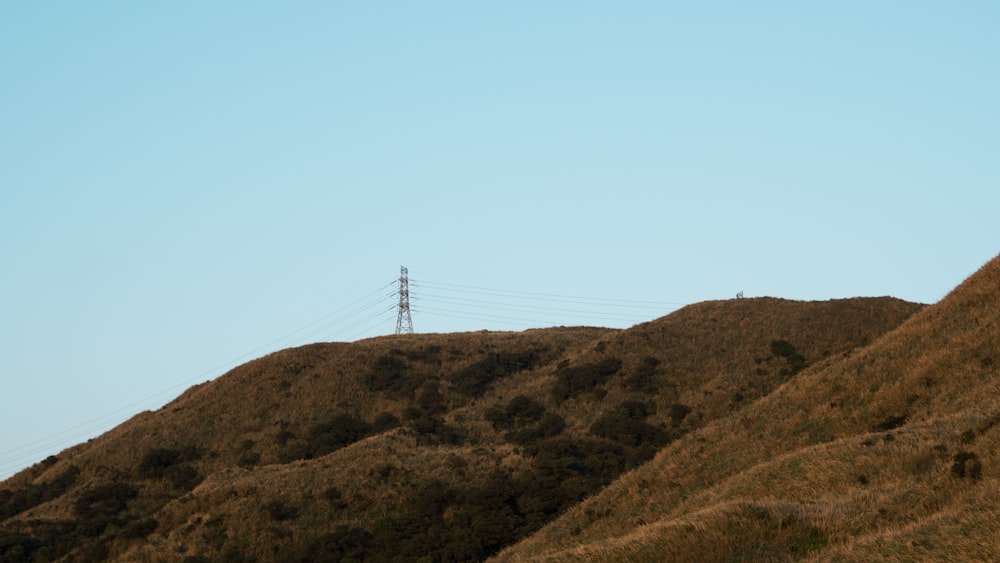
0;294;923;562
493;254;1000;562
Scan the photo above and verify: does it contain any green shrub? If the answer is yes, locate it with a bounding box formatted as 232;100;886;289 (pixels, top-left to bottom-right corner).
623;356;662;392
404;409;461;445
293;526;374;562
122;518;159;540
238;451;261;468
551;358;622;401
0;520;76;562
364;354;423;397
277;443;310;464
218;547;254;563
590;402;669;447
590;402;671;467
770;339;808;375
770;339;797;357
136;448;178;478
371;411;401;434
668;403;692;425
262;499;299;521
487;395;546;431
322;486;347;510
73;482;138;520
137;447;201;480
506;395;546;423
449;351;540;396
445;472;525;560
76;540;110;561
326;435;631;562
873;414;907;432
526;436;626;490
73;482;139;538
0;465;79;521
0;531;41;561
416;382;446;415
400;344;443;362
398;379;463;444
951;451;983;480
278;413;377;462
167;464;204;491
506;412;566;446
308;414;372;458
793;526;829;556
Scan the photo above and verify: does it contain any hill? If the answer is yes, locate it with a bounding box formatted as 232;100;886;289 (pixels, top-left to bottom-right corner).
493;254;1000;562
0;293;924;562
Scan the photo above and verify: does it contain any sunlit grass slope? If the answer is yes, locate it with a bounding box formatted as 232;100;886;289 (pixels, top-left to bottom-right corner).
493;254;1000;562
0;292;923;561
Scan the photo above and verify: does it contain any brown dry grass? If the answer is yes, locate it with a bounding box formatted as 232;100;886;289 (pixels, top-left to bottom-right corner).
493;254;1000;562
0;281;932;561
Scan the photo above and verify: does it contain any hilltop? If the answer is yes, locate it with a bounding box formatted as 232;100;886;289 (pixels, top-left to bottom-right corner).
495;253;1000;562
0;289;928;561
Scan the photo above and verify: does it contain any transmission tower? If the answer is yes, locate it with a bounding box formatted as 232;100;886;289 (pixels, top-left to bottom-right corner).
395;265;413;335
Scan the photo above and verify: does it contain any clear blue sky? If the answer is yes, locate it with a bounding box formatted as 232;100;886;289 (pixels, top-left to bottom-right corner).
2;2;998;479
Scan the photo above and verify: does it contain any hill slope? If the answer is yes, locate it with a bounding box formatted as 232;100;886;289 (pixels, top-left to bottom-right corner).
493;254;1000;562
0;295;924;561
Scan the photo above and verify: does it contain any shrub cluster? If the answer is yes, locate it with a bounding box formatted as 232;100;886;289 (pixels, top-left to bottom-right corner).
732;505;829;560
485;395;546;431
589;401;672;467
485;395;565;445
873;414;907;432
237;439;261;468
623;356;662;392
951;451;983;480
0;465;79;521
371;412;401;434
449;350;541;396
73;482;139;537
507;413;566;446
279;413;374;462
285;430;633;562
668;402;693;426
770;339;807;375
0;473;154;561
364;354;424;398
279;383;454;463
0;521;78;563
278;525;374;562
136;447;203;491
404;382;461;445
399;344;444;363
551;357;623;401
309;415;372;456
364;436;627;563
262;499;299;522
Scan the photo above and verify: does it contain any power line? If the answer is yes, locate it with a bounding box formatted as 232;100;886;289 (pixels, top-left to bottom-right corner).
414;292;653;322
344;311;399;342
409;277;682;330
286;289;397;345
411;279;682;308
0;279;398;479
413;306;579;327
1;270;689;479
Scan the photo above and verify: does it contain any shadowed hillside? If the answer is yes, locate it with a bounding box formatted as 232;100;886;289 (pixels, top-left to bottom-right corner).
493;254;1000;562
0;294;924;562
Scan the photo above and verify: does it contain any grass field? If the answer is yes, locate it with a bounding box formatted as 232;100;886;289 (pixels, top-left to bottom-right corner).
12;255;998;561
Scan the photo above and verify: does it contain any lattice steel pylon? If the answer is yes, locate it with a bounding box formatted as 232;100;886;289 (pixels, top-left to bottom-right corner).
395;265;413;335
